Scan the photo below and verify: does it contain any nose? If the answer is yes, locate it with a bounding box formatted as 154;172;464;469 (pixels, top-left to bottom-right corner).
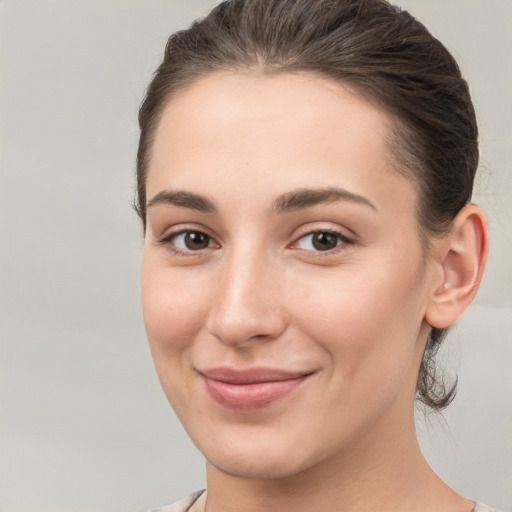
205;250;287;347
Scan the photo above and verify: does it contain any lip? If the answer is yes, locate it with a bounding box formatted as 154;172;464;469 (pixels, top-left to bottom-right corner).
199;367;313;411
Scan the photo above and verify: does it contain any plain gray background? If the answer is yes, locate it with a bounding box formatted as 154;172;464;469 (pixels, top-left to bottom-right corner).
1;1;511;511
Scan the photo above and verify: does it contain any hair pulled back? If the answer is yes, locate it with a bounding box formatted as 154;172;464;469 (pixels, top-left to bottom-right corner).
136;0;479;410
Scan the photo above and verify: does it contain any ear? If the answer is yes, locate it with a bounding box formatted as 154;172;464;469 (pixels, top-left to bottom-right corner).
425;204;489;329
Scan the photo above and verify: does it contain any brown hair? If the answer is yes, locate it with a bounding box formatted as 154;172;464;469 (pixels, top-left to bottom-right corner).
136;0;479;410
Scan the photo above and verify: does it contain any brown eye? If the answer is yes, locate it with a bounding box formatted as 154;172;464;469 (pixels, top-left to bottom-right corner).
166;230;214;252
312;232;338;251
182;231;211;250
295;230;351;252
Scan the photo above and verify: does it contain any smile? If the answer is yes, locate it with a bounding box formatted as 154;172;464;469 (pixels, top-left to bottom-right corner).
199;367;313;411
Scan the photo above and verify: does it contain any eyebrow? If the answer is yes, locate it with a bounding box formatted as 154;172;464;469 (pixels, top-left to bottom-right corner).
147;190;217;213
146;186;376;215
272;187;377;213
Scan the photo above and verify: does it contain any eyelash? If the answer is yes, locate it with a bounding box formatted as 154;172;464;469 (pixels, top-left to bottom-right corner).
156;229;218;256
156;227;354;257
290;228;353;255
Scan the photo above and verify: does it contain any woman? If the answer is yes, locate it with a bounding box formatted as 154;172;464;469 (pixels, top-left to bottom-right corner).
136;0;499;511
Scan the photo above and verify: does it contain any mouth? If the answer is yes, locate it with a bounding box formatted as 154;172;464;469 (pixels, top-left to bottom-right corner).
198;367;314;411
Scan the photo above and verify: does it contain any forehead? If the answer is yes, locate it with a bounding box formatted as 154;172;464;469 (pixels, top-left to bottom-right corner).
147;71;416;216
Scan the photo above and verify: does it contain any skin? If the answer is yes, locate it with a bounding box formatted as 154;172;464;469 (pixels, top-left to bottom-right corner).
141;71;485;512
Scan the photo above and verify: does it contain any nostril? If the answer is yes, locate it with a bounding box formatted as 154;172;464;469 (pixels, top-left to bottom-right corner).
206;304;287;347
205;260;287;346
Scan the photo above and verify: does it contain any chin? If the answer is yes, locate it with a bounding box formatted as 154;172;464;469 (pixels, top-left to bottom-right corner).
196;428;327;481
209;453;307;481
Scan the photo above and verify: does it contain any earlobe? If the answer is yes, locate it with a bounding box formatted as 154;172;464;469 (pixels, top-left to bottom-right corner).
425;204;489;329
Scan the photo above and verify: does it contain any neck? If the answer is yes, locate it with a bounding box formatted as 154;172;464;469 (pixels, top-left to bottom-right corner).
203;406;470;512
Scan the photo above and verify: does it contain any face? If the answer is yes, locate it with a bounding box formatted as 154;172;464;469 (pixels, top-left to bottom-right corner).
142;71;435;480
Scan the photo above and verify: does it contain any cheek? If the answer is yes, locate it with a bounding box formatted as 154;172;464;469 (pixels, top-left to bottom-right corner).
141;260;214;414
290;261;426;387
141;259;209;361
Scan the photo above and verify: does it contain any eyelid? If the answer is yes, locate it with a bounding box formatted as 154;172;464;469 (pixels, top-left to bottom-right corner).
294;218;357;236
153;223;356;257
155;225;220;255
288;225;355;254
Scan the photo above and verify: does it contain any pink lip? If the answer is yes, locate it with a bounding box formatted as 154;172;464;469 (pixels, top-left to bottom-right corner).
199;367;312;411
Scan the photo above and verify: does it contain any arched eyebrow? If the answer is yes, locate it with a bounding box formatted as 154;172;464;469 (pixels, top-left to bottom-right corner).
146;186;376;214
147;190;217;213
272;187;377;213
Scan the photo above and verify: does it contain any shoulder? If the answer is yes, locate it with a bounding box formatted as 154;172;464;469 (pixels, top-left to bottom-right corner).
148;490;205;512
472;502;505;512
